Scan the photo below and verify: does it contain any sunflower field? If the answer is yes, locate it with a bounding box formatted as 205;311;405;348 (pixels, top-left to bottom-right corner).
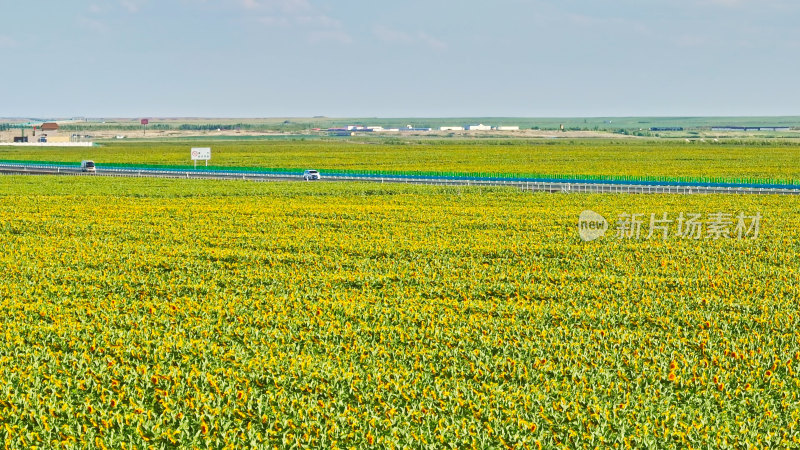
0;176;798;448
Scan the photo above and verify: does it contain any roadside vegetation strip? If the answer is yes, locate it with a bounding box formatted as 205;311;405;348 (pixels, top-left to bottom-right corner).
0;175;798;447
1;139;799;180
2;159;800;190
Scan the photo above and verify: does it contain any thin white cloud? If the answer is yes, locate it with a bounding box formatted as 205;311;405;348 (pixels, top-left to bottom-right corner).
372;25;447;51
243;0;351;44
120;0;147;13
417;32;447;51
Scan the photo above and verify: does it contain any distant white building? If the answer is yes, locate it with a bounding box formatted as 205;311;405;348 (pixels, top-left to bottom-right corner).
496;126;520;131
466;124;492;131
439;126;464;131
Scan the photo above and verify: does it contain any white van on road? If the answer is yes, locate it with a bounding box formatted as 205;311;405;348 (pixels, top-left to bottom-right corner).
81;160;96;172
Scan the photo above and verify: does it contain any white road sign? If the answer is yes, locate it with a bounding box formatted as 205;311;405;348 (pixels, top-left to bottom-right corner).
191;147;211;160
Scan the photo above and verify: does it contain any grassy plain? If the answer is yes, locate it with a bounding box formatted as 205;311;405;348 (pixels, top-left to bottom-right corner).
1;139;799;181
1;176;798;447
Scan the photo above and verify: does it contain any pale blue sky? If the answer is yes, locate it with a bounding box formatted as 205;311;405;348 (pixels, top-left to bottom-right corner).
1;0;798;117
